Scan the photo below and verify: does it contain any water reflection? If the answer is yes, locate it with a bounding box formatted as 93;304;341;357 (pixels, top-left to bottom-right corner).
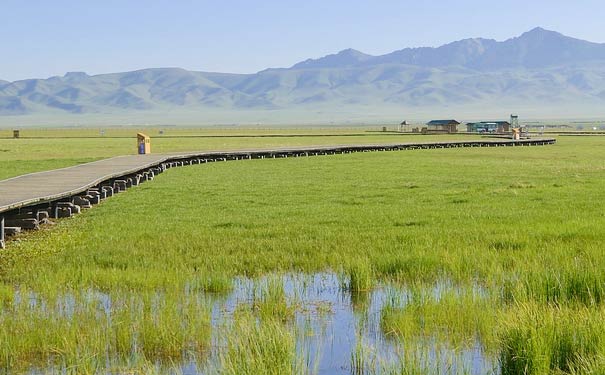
199;273;497;375
21;273;499;375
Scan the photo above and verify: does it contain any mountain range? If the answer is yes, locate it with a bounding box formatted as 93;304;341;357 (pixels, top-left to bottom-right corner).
2;27;605;122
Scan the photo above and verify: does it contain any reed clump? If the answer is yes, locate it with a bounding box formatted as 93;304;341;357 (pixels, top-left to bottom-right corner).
380;286;500;350
499;303;605;375
347;260;374;293
189;273;233;294
0;289;211;372
237;277;297;323
500;265;605;309
216;314;305;375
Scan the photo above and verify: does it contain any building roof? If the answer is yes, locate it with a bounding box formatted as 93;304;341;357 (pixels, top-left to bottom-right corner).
466;121;511;125
427;120;460;126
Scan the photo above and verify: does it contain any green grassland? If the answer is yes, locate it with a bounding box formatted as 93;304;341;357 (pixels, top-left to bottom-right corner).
0;127;378;138
1;132;605;374
0;127;482;180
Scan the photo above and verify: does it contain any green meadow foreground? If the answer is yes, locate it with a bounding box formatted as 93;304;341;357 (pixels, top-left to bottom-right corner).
1;132;605;374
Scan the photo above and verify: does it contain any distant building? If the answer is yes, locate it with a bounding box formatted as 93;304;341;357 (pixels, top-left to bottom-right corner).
399;120;410;132
426;120;460;133
466;121;511;133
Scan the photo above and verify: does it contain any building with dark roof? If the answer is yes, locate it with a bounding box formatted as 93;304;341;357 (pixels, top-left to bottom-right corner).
426;120;460;133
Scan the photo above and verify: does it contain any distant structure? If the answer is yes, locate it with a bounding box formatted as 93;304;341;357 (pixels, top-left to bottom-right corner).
510;114;530;137
510;114;519;129
399;120;410;132
426;120;460;133
466;121;511;133
12;130;19;139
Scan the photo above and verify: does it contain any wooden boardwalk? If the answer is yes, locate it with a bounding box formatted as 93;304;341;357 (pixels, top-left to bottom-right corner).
0;155;168;214
0;138;556;248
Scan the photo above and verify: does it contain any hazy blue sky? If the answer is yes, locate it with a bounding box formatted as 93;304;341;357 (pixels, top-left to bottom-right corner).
2;0;603;81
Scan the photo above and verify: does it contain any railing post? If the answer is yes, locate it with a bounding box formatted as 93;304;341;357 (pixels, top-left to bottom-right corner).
0;216;5;249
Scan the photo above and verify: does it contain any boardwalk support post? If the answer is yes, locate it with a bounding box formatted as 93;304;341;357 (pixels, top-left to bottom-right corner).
0;216;4;249
114;180;127;192
101;186;114;197
4;218;39;230
53;202;79;218
73;196;92;209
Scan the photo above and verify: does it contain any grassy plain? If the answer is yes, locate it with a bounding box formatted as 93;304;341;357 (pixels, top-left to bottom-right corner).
0;127;481;180
1;131;605;373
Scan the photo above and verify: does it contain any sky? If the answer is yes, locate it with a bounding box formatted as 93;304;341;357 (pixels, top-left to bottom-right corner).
1;0;604;81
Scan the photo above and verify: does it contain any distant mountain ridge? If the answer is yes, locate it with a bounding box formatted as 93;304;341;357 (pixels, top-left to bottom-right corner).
1;27;605;116
290;28;605;70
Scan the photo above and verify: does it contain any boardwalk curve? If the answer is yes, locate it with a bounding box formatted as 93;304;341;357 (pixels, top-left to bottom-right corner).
0;138;556;248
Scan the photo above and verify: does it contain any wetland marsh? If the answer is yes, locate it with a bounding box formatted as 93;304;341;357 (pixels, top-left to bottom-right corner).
1;130;604;374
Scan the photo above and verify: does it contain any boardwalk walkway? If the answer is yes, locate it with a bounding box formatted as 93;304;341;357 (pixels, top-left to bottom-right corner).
0;138;556;248
0;155;167;213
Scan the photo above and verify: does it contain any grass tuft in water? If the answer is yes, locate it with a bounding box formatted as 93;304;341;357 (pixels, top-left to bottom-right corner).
381;285;499;350
347;260;374;293
189;273;233;294
216;313;308;375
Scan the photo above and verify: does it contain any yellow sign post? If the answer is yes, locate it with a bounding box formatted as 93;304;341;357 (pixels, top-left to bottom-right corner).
137;133;151;154
512;128;520;140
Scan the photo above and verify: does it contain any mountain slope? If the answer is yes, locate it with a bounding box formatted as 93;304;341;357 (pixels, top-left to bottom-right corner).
291;48;374;69
289;28;605;71
1;28;605;116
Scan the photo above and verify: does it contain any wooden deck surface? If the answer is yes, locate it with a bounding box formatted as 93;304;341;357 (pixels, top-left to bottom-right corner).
0;154;168;213
0;139;555;214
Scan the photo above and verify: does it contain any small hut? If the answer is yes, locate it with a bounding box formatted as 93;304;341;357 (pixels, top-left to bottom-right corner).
399;120;410;132
426;120;460;133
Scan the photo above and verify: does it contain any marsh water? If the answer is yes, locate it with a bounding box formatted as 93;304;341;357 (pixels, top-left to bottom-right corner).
187;273;497;374
23;273;499;375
